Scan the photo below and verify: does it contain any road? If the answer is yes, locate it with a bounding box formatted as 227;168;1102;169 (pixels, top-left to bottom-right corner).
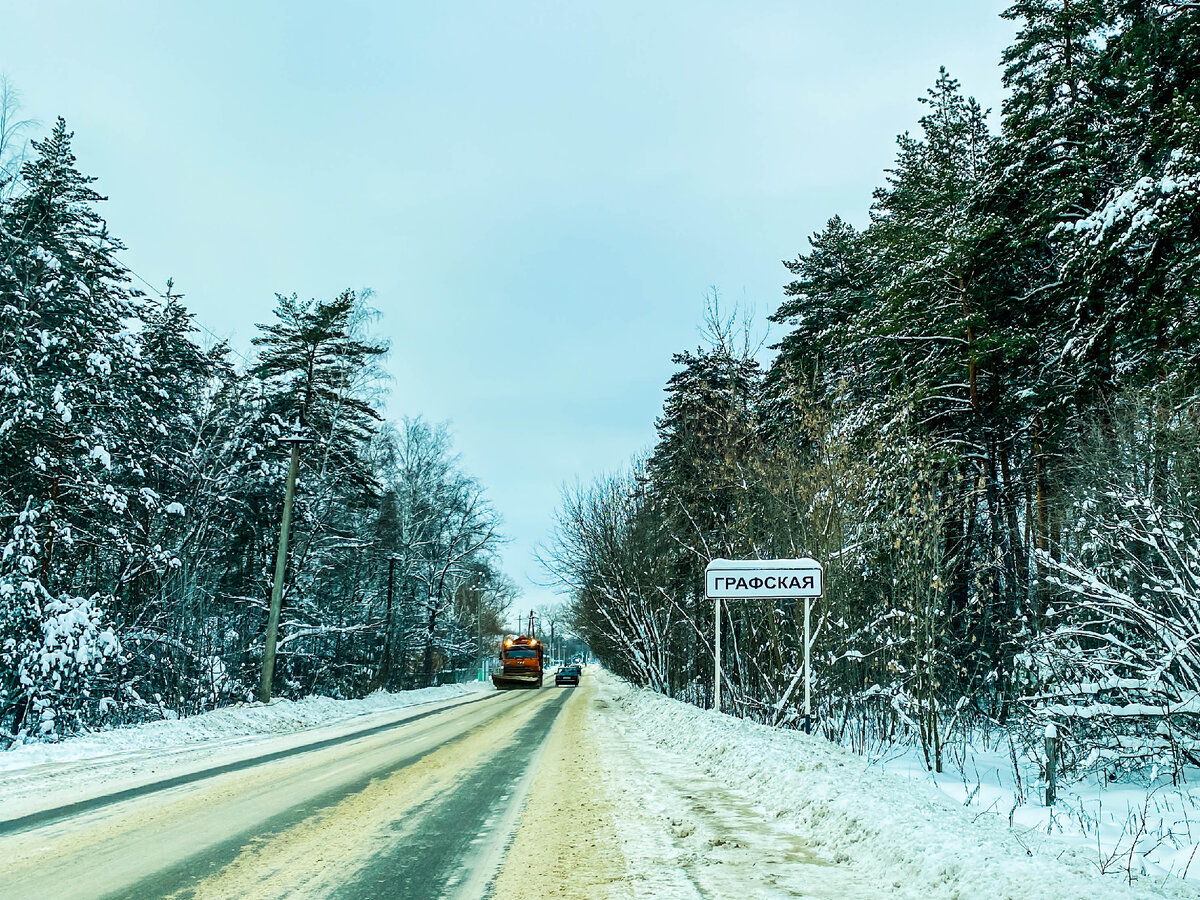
0;685;571;900
3;671;1192;900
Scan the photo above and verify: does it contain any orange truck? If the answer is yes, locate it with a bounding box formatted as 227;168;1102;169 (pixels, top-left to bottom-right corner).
491;635;544;688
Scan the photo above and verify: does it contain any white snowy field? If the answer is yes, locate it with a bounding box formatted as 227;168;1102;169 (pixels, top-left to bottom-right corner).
590;670;1199;899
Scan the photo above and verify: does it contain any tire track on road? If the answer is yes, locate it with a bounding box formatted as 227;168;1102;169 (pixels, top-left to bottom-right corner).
0;689;553;900
0;690;502;837
332;688;570;900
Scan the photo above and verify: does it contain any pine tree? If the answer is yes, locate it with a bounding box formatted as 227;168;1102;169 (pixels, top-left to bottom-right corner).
770;216;874;400
252;290;387;494
244;291;386;692
1001;0;1109;218
0;119;149;737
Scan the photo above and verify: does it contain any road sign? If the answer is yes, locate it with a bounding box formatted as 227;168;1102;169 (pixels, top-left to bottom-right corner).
705;557;824;600
705;557;825;722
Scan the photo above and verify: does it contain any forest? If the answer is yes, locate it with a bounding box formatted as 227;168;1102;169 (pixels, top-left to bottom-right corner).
547;0;1200;776
0;103;515;745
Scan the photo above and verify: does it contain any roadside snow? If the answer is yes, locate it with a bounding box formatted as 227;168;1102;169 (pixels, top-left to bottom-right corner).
0;681;492;773
592;670;1197;899
0;681;495;823
877;740;1200;887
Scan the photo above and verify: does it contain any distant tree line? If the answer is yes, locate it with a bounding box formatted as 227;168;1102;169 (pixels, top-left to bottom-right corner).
547;1;1200;776
0;105;513;745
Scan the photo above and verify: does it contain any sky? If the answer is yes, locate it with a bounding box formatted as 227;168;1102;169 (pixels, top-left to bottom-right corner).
0;1;1017;614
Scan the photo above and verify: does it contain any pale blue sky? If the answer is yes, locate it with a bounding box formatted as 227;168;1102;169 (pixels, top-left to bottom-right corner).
1;1;1015;611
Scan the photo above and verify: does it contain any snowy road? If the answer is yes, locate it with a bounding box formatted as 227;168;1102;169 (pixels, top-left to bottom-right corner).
0;687;568;900
1;672;1194;899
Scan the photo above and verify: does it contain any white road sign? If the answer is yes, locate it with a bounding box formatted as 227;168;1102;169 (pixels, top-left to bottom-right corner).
705;557;825;718
705;557;824;599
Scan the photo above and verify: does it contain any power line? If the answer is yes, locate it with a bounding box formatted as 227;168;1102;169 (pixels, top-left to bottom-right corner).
122;262;255;368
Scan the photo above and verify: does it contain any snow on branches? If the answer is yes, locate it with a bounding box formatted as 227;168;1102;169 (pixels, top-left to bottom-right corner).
1021;477;1200;776
0;501;120;742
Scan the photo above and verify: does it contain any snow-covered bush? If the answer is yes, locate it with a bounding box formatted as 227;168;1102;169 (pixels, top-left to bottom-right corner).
0;502;120;744
1018;474;1200;779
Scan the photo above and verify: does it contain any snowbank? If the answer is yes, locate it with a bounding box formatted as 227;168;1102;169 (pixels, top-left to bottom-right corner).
594;671;1196;899
0;681;492;773
878;739;1200;887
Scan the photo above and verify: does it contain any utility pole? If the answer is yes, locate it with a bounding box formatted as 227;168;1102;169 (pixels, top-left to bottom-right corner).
258;429;311;703
476;582;484;682
368;556;397;692
400;580;410;690
382;556;396;686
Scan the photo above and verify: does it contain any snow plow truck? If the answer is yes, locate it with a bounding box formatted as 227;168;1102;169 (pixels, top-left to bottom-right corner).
491;634;543;689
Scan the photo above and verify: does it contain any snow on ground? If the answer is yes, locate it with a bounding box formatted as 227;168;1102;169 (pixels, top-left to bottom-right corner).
877;739;1200;887
5;670;1196;898
0;681;493;821
492;680;631;899
0;681;491;773
591;669;1198;899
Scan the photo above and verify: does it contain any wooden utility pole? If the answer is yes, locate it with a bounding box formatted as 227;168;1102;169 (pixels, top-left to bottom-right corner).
476;582;484;682
258;431;310;703
383;557;397;686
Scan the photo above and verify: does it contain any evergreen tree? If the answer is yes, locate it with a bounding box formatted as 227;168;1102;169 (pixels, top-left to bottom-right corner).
252;291;387;495
770;216;874;401
0;119;151;737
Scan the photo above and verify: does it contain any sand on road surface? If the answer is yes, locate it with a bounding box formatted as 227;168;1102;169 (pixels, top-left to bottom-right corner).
491;677;631;900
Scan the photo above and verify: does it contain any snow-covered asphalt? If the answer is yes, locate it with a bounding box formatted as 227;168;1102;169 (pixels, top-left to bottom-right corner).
1;672;1195;899
0;687;567;900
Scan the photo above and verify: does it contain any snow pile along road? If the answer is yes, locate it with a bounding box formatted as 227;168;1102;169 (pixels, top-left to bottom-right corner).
0;682;491;772
593;671;1195;900
876;736;1200;885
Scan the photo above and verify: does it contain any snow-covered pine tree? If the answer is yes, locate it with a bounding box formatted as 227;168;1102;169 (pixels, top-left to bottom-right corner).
0;119;151;739
246;290;387;694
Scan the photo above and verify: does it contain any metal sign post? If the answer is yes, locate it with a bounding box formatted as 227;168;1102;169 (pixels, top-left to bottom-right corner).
714;594;722;713
705;558;824;718
804;596;812;732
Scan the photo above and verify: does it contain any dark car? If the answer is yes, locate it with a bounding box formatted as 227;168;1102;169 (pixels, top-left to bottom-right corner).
555;664;581;687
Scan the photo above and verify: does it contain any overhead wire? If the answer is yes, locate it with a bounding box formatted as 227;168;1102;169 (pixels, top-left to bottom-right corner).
122;262;255;369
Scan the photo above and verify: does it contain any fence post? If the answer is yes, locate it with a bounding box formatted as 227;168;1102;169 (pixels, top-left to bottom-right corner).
1044;722;1059;806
